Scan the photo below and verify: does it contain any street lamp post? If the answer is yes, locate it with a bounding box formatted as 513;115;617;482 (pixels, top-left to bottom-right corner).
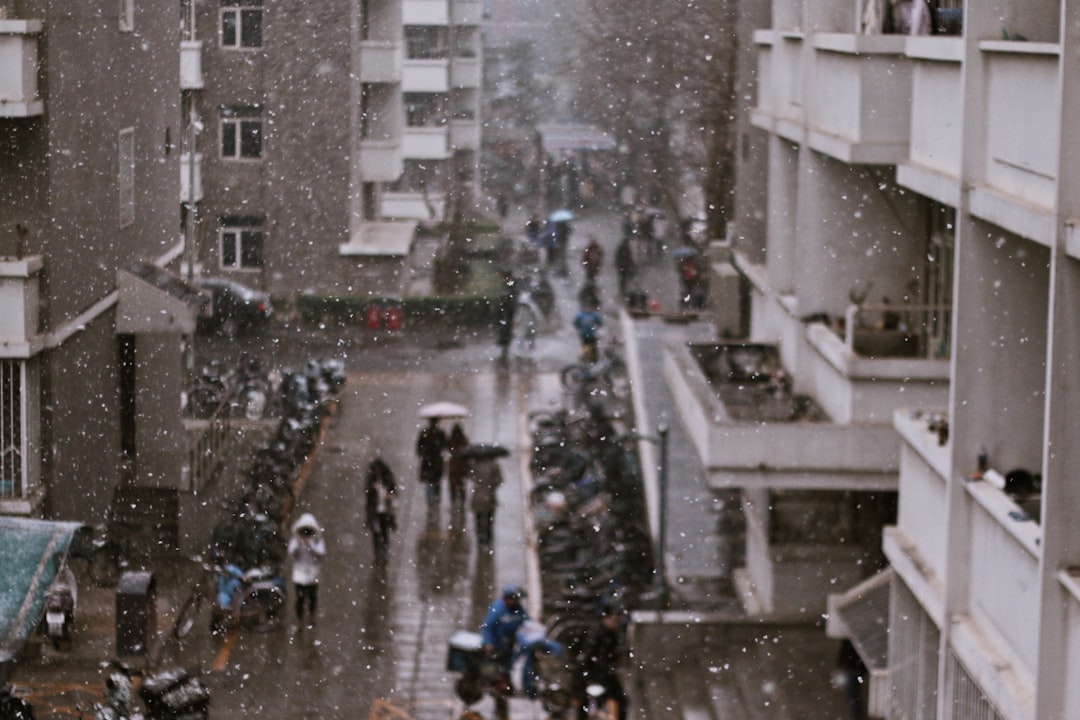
655;424;670;608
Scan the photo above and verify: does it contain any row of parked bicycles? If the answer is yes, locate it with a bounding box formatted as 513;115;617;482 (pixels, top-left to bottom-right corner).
526;343;654;718
172;357;345;639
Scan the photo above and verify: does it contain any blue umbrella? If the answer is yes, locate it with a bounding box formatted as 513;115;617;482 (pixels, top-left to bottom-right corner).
548;209;574;223
669;245;699;259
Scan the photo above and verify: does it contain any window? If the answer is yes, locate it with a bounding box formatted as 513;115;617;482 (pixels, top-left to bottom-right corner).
221;107;262;160
120;0;134;31
220;217;265;270
0;360;25;499
221;0;263;48
118;128;135;227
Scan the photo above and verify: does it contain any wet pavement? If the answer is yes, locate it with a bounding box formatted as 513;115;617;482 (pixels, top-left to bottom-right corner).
10;201;846;719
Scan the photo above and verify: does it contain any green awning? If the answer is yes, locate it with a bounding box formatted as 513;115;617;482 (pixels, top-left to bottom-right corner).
0;517;83;662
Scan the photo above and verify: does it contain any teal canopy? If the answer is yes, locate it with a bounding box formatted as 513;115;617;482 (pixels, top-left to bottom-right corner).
0;517;83;663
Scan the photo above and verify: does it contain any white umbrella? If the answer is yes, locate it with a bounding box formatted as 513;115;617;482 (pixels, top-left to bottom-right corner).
418;401;470;419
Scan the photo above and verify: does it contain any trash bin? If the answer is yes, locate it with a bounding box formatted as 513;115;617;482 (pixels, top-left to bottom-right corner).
116;571;156;656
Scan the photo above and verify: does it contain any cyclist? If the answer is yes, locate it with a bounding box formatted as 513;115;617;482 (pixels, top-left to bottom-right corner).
573;304;603;363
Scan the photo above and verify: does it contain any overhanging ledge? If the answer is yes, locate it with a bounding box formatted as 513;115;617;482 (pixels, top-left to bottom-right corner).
339;220;418;257
116;263;205;334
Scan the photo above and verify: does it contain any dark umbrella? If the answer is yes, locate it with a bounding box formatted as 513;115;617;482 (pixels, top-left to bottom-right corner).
669;246;699;259
457;443;510;459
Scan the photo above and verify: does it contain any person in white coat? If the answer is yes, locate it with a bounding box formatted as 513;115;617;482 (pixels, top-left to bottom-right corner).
288;513;326;627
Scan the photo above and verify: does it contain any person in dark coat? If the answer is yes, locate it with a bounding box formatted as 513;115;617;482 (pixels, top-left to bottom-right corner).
446;423;470;509
495;275;517;361
364;458;397;561
614;236;636;299
416;417;447;523
468;456;504;549
574;607;628;720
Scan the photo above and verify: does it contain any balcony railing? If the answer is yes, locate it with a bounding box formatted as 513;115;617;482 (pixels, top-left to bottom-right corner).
0;19;43;117
450;0;482;25
403;58;449;92
450;56;480;88
403;126;450;159
403;0;449;25
360;40;403;83
449;118;479;150
359;139;404;182
843;302;951;360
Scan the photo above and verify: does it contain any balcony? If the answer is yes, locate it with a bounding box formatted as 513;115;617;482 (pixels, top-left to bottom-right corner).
663;342;901;488
968;40;1060;245
892;408;951;586
450;56;480;88
180;153;203;203
0;256;43;354
403;126;450;159
964;477;1041;679
0;20;43;117
451;0;482;25
751;30;804;141
180;40;203;90
403;0;448;25
403;58;449;93
359;139;404;182
381;191;446;221
449;118;479;150
360;41;403;84
805;33;913;164
896;37;964;206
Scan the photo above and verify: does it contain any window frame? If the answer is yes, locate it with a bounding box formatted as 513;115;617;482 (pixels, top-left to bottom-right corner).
220;107;263;161
118;127;135;227
220;0;263;49
219;218;266;271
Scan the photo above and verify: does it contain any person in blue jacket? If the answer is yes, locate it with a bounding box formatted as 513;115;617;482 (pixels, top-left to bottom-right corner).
480;584;529;720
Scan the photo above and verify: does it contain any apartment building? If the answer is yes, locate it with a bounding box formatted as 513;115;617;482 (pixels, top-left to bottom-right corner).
0;0;198;525
184;0;482;299
677;0;1078;717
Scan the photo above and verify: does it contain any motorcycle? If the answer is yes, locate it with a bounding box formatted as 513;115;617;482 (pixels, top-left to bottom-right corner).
91;661;210;720
43;563;77;649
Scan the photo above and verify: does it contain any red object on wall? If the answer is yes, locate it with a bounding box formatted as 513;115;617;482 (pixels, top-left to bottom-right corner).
385;306;403;331
365;305;383;330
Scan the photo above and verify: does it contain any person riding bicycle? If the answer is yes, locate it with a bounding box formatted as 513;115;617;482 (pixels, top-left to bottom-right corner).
574;607;628;720
480;584;530;720
573;304;603;363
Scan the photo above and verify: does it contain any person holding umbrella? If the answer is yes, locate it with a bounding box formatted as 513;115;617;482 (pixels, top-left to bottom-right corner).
462;444;509;550
416;416;448;525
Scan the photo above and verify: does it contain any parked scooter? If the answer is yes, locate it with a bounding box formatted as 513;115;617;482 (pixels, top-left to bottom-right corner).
42;563;78;649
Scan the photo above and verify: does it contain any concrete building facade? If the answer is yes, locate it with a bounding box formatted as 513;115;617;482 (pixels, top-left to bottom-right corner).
669;0;1079;717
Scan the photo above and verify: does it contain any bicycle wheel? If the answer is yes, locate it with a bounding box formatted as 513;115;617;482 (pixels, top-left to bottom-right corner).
173;590;204;640
239;586;285;632
560;364;590;392
603;360;630;399
88;545;121;587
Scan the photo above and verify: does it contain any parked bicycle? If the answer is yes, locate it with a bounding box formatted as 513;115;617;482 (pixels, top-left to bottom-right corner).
560;339;630;402
172;555;286;638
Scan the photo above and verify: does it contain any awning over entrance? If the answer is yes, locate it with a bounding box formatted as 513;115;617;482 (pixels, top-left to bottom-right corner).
116;262;207;334
339;220;419;257
0;517;83;663
826;567;892;718
536;122;617;154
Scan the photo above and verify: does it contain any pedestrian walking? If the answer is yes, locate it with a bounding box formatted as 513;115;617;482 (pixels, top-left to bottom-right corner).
446;423;470;510
416;417;447;524
614;236;636;299
574;607;629;720
573;304;603;363
495;275;517;361
288;512;326;628
480;584;530;720
468;456;504;550
553;220;571;276
525;213;542;245
582;237;604;282
364;458;397;563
